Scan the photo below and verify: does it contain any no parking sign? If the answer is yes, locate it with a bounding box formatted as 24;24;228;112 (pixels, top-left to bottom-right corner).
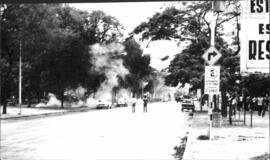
204;66;220;94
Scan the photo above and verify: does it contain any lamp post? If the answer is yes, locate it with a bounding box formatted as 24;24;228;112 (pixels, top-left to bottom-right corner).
18;40;22;115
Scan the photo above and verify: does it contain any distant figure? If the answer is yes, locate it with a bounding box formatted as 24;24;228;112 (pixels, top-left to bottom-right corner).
143;95;148;113
131;96;137;113
257;96;264;116
262;94;269;117
231;95;237;116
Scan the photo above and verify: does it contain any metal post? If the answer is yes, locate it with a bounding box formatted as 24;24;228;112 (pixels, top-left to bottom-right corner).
141;87;143;99
208;94;213;140
207;2;216;140
250;103;253;128
243;89;246;125
238;100;241;120
18;40;22;115
229;101;232;125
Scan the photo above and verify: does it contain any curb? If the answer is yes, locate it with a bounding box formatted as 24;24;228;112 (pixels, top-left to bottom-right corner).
0;107;95;120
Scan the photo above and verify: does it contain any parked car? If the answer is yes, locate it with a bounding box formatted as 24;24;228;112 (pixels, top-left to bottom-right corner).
96;100;111;109
181;95;195;112
7;98;17;106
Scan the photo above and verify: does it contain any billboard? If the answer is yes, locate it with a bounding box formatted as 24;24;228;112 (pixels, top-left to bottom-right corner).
240;0;269;73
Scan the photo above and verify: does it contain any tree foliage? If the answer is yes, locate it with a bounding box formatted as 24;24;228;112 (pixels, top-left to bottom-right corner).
133;1;245;93
123;38;152;97
0;4;152;113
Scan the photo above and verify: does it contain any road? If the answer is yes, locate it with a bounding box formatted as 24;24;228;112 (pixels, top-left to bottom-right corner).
1;101;193;160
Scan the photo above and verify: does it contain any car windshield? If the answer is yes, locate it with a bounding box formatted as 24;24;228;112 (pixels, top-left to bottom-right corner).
183;99;192;103
183;95;191;99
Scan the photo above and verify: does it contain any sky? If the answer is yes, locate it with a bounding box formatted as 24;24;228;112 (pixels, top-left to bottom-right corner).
69;2;182;71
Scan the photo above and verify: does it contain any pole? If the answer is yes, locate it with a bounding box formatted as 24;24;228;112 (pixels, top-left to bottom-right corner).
18;40;22;115
229;100;232;125
208;94;213;140
141;87;143;99
243;89;246;125
207;2;217;140
250;102;253;128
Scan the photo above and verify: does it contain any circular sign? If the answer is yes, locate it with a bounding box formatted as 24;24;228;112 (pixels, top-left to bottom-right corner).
207;68;218;79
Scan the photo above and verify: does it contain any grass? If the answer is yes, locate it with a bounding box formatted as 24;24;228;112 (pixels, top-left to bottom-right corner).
250;153;270;160
173;136;188;160
197;135;210;140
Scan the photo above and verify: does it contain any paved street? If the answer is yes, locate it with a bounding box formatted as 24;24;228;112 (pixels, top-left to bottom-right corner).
1;101;192;160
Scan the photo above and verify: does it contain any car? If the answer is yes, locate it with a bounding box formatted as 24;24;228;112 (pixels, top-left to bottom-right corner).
181;95;195;112
7;98;17;106
96;100;111;109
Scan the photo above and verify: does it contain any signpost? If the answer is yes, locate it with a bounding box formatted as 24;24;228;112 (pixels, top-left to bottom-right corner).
202;1;224;140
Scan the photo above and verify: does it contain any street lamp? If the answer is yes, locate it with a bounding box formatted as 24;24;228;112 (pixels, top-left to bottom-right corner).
18;40;22;115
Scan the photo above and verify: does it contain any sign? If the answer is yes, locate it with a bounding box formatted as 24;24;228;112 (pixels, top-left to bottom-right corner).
204;66;220;94
202;46;222;66
240;0;269;73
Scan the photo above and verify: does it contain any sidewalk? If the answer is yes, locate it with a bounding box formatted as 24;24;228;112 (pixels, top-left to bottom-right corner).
183;110;269;160
0;105;94;120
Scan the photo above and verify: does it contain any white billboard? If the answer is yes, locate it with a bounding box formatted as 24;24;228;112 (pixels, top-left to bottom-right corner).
240;0;269;73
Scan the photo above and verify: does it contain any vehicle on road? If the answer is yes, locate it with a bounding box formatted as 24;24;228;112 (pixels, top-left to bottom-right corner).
181;95;195;112
96;100;112;109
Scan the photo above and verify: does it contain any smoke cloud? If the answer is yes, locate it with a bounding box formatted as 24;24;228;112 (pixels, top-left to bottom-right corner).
89;43;130;102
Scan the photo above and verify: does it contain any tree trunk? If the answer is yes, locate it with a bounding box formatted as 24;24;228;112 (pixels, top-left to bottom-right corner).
27;96;32;108
60;92;64;109
61;97;64;109
2;99;7;114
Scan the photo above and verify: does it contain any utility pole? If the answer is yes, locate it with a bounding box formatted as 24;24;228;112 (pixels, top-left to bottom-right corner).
18;40;22;115
207;0;225;139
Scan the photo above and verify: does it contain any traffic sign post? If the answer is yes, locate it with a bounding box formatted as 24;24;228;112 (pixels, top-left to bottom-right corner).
203;1;224;140
205;66;220;139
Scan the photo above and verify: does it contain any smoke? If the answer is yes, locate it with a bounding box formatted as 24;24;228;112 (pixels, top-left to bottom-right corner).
35;93;61;107
90;43;129;101
117;88;132;99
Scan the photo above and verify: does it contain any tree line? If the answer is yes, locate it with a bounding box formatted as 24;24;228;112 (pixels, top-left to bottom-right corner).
0;4;154;113
132;1;269;113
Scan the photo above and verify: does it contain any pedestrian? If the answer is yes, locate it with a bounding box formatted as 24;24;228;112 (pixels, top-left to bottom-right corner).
257;96;263;116
251;97;257;111
238;94;243;111
262;94;269;117
143;95;148;113
131;96;137;113
245;95;250;111
232;96;237;116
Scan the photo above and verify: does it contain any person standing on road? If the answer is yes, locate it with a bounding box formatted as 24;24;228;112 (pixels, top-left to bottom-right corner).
143;95;148;113
257;96;264;116
131;96;137;113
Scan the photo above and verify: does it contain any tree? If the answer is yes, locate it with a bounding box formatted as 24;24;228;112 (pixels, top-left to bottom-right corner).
123;38;152;97
1;4;62;112
39;5;91;108
133;1;243;90
81;10;124;45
